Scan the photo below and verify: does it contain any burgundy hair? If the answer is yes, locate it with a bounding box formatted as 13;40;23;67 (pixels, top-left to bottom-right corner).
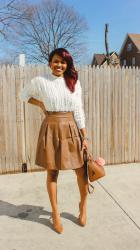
48;48;78;92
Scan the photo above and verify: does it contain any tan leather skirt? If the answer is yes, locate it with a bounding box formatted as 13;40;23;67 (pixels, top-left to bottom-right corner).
35;111;84;170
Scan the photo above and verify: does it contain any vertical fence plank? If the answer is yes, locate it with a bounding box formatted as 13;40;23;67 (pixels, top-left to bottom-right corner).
124;67;129;163
121;66;125;163
19;65;27;171
15;65;23;173
103;68;112;163
103;66;110;162
2;65;9;173
95;66;100;158
106;66;111;164
10;65;16;172
131;67;136;162
135;67;139;161
128;67;132;162
88;65;93;153
99;66;104;157
118;67;122;162
114;66;120;163
110;66;115;163
0;66;5;173
138;68;140;161
91;66;96;158
85;65;89;137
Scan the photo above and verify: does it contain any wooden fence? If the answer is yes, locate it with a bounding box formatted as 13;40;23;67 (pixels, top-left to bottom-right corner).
0;65;140;174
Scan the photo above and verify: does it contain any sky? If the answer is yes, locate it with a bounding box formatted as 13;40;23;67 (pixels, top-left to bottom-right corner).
62;0;140;56
31;0;140;63
2;0;140;64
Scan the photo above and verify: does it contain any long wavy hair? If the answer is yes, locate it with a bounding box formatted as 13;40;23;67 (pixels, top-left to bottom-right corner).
48;48;78;92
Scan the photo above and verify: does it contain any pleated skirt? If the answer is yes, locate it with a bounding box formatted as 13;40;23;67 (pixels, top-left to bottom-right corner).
35;111;84;170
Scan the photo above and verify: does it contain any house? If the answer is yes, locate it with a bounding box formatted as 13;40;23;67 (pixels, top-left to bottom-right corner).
91;52;120;67
119;33;140;67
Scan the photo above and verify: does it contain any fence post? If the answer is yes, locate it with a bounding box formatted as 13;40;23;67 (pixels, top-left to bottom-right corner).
19;54;25;66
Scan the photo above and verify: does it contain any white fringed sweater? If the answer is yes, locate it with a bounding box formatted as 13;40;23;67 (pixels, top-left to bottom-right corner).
19;73;85;129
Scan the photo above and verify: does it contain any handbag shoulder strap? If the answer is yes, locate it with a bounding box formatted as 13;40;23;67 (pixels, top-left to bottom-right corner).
88;183;95;194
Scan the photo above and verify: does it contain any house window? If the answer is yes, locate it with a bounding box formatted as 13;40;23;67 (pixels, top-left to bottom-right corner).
127;43;132;51
132;57;135;66
123;59;126;66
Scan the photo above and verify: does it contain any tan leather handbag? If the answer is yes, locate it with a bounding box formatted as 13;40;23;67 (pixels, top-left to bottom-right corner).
83;149;106;193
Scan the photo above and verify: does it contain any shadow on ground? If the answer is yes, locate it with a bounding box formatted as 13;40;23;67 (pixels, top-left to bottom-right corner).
0;200;80;233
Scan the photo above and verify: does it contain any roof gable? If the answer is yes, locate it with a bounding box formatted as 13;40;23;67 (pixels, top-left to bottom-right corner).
94;54;106;65
92;52;119;66
119;33;140;55
129;34;140;51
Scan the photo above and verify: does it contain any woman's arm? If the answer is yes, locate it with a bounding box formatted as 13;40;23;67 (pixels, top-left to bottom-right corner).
28;97;46;114
80;127;87;139
80;127;89;151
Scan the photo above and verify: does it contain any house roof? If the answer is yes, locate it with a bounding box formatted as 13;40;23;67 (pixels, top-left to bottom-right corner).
129;34;140;51
119;33;140;55
93;54;106;65
92;52;119;66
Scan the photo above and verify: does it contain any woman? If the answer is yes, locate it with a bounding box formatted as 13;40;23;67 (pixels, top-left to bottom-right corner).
19;48;89;234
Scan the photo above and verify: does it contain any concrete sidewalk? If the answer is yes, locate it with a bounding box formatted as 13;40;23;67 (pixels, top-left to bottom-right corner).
0;163;140;250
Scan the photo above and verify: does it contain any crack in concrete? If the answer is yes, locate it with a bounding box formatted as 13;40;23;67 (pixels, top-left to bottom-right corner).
97;180;140;232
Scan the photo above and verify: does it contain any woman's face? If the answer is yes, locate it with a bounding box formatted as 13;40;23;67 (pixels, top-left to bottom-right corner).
49;54;67;77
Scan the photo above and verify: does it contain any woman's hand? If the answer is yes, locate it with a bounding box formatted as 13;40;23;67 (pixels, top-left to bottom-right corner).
28;98;47;115
39;102;47;115
81;139;88;151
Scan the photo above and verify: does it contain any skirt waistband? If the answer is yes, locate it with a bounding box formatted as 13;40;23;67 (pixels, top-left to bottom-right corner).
45;111;73;118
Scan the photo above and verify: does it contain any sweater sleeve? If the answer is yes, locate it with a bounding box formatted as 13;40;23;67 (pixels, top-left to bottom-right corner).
73;80;86;129
18;77;42;103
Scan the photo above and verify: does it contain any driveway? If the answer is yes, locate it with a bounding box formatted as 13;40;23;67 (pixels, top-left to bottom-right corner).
0;163;140;250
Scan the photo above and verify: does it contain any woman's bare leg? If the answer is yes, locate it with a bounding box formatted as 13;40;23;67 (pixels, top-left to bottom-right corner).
46;169;63;233
74;166;88;226
46;169;59;212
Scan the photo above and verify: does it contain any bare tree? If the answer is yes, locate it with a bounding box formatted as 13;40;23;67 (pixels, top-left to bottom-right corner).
7;0;88;63
0;0;15;38
0;0;30;64
0;0;27;39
